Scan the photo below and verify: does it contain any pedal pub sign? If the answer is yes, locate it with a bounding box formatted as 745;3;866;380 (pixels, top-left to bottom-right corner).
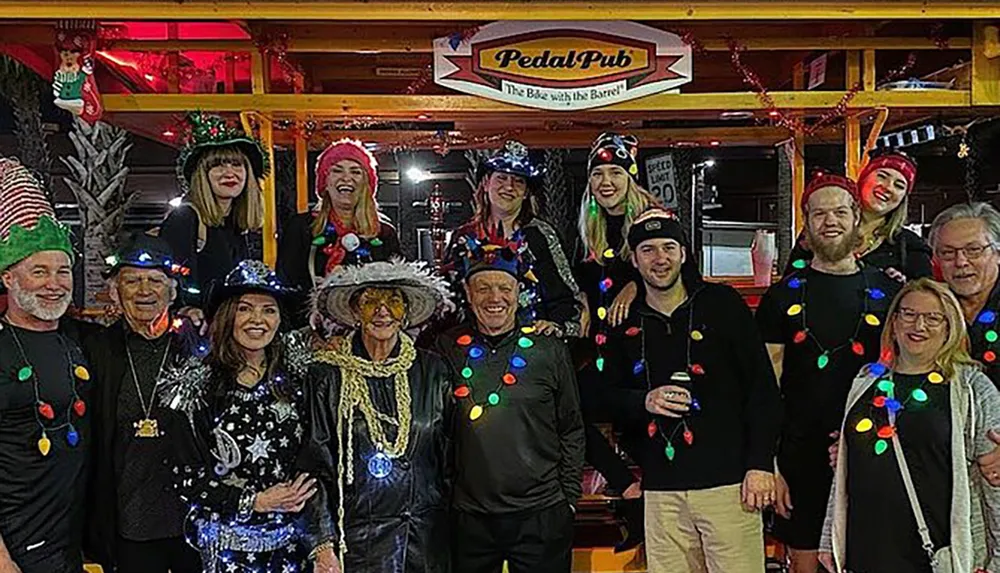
434;21;693;111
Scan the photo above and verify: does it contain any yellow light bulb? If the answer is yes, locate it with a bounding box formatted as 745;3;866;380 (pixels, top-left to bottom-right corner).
469;405;484;421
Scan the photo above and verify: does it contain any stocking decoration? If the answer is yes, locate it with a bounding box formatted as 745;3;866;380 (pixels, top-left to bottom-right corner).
53;22;103;124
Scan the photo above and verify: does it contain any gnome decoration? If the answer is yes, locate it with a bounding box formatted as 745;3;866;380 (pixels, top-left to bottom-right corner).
53;22;103;124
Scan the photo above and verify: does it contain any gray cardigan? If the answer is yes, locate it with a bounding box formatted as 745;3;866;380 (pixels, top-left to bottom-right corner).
820;363;1000;573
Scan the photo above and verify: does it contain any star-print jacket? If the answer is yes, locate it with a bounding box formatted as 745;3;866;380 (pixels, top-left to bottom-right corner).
159;331;312;532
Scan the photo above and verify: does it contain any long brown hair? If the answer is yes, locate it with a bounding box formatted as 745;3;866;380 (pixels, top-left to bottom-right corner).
187;147;264;231
471;172;538;231
880;277;980;380
207;294;290;401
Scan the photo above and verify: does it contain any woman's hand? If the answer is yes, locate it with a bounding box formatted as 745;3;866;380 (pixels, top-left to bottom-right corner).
644;386;691;418
741;470;775;512
177;306;208;336
313;545;342;573
818;551;836;572
532;320;565;337
252;473;317;513
609;281;638;327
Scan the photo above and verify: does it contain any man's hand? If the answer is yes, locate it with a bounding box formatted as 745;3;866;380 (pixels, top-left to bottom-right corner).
253;473;317;513
977;429;1000;487
818;551;836;572
741;470;775;512
644;385;691;418
532;320;564;337
177;306;208;336
0;539;21;573
774;470;793;519
828;431;840;470
609;281;638;327
313;545;342;573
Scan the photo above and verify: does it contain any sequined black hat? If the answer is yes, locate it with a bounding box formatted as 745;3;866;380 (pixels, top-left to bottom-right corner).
206;260;298;318
102;234;183;279
477;140;544;183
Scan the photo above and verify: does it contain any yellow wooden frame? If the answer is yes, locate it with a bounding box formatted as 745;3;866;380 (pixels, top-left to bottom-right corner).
9;1;1000;21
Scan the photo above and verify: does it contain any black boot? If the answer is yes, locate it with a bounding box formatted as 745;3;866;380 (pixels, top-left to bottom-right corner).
613;496;644;553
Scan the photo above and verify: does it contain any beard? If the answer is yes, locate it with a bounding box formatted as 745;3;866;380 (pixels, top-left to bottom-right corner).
807;225;859;264
8;279;71;321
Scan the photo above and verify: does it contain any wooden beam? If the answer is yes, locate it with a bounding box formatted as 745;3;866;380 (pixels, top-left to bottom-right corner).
863;49;877;91
845;51;862;178
250;50;268;95
91;36;972;54
100;90;973;117
7;1;1000;21
295;128;309;214
972;21;1000;106
271;126;844;150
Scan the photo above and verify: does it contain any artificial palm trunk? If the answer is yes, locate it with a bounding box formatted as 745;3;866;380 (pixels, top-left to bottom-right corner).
0;55;52;193
61;117;135;306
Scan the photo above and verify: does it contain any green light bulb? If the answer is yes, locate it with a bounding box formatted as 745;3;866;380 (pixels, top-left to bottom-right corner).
987;330;998;343
911;388;928;402
488;392;500;406
877;379;894;393
461;367;473;379
792;259;807;269
817;353;829;369
596;357;605;372
874;439;888;455
518;337;534;349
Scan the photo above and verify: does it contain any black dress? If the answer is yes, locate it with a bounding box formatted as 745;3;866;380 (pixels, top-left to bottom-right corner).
845;372;951;573
756;264;901;550
276;212;402;326
300;333;453;573
784;228;932;281
158;204;256;307
160;332;312;573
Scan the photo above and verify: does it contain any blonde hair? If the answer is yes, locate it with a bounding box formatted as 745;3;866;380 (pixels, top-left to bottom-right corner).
187;147;263;231
877;194;909;244
577;175;660;263
880;277;979;380
311;175;380;238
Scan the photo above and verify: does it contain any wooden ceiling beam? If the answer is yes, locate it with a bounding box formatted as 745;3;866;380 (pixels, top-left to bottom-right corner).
5;1;1000;21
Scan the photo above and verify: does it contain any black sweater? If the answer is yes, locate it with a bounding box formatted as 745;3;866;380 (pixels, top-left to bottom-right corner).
784;228;932;281
435;322;585;514
588;280;782;491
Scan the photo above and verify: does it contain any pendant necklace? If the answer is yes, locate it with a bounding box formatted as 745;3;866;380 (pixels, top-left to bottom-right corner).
125;335;171;438
5;321;88;456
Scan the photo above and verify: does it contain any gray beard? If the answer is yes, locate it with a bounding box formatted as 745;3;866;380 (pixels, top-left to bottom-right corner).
8;280;70;321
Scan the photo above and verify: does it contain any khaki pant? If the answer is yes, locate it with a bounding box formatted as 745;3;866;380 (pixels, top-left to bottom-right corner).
645;484;765;573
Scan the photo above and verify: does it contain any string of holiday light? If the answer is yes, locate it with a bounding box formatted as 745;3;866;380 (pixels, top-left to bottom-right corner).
453;326;536;421
853;363;944;455
785;261;886;369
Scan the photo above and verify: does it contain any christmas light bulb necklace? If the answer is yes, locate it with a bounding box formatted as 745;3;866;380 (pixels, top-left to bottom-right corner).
973;308;1000;364
452;326;536;421
4;321;88;456
785;260;885;369
635;297;705;461
852;363;944;455
588;202;634;373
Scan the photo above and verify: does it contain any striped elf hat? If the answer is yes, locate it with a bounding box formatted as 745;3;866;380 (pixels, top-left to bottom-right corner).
0;158;73;271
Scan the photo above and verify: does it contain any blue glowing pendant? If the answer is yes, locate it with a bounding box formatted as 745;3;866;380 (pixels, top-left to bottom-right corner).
368;452;393;479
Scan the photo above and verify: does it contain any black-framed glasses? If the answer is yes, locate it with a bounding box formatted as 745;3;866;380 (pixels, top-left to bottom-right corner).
935;243;995;262
896;307;947;328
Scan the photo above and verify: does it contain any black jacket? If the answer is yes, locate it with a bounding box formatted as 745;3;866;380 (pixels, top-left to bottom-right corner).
434;322;585;514
79;320;198;568
586;279;782;492
300;336;453;573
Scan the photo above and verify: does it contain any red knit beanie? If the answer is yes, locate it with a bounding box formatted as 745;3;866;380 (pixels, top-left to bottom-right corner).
315;139;378;199
801;172;858;211
857;153;917;193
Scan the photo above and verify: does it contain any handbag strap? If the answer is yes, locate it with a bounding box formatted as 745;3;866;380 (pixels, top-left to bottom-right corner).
888;408;937;561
